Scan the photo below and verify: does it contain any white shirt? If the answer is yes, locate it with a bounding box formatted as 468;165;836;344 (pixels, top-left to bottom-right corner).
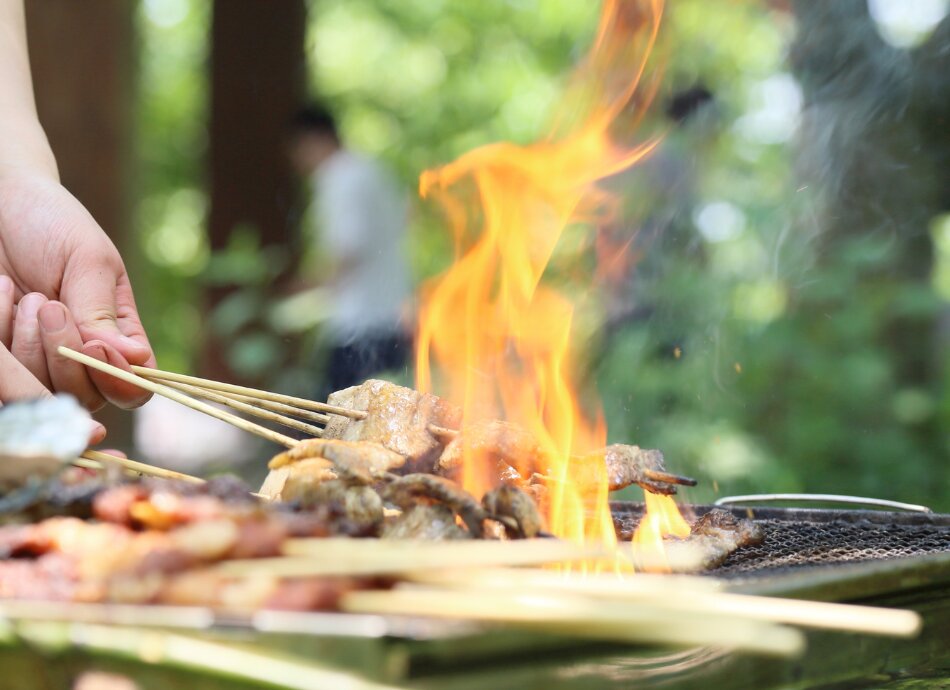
314;150;411;343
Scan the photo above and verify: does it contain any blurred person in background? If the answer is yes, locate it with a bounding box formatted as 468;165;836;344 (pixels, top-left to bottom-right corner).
0;0;154;438
288;105;412;400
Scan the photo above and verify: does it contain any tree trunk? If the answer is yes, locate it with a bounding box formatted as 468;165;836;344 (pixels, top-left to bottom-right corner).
205;0;307;380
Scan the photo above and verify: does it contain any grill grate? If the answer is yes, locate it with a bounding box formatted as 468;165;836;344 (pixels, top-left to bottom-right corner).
611;502;950;579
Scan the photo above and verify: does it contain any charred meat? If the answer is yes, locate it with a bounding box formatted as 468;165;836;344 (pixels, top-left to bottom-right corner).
663;509;765;572
482;484;545;538
270;439;406;481
437;420;543;481
381;473;486;537
381;504;470;540
322;380;461;473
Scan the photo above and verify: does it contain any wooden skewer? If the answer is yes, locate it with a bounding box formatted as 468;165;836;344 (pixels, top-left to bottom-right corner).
427;424;458;438
211;390;331;426
78;450;205;484
157;379;325;438
643;469;698;487
411;568;921;638
58;347;298;448
341;588;806;657
130;365;366;420
138;367;460;439
217;538;605;578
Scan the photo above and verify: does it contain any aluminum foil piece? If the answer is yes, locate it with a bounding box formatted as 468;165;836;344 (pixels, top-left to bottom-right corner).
0;395;93;483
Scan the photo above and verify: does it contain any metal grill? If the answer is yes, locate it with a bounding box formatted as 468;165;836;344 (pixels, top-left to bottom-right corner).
610;502;950;578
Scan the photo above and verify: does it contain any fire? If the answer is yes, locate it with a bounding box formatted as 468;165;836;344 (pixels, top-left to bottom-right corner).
632;493;692;569
416;0;684;560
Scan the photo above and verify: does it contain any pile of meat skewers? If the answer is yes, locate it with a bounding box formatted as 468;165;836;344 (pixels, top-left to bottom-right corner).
0;474;378;611
0;378;764;611
261;379;692;539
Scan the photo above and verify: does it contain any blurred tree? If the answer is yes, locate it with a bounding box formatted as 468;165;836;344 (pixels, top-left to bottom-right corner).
205;0;307;381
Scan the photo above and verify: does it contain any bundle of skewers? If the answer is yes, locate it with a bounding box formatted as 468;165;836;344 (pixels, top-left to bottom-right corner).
0;346;923;659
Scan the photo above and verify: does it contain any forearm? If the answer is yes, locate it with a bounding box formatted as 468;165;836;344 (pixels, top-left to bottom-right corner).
0;0;57;179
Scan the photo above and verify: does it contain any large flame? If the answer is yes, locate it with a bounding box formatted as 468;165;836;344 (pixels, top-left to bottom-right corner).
416;0;684;557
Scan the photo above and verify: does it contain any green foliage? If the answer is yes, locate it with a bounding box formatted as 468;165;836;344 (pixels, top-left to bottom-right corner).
133;0;949;510
134;0;210;373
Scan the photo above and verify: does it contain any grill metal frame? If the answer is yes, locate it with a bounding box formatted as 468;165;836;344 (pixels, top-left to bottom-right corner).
0;503;948;689
611;502;950;585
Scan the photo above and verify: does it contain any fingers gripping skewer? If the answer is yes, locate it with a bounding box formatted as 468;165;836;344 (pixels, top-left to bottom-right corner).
57;347;299;448
63;346;700;490
156;379;325;438
129;365;366;420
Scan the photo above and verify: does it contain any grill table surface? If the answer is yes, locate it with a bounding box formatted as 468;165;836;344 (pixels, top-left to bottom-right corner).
1;503;948;689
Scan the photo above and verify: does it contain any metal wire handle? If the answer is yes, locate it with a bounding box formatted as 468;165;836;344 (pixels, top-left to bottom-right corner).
714;493;933;514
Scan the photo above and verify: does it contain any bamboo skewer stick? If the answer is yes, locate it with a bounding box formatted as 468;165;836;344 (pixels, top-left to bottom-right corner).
341;588;806;657
410;568;921;638
216;538;605;578
157;379;325;438
212;391;331;426
135;363;461;439
78;450;206;484
130;365;366;420
58;347;298;448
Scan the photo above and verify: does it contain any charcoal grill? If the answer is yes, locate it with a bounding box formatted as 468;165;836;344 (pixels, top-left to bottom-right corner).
1;500;948;689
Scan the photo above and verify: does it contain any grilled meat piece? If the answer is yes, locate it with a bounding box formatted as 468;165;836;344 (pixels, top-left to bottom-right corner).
154;569;372;612
262;439;404;502
323;380;461;473
94;477;261;531
437;420;543;481
261;458;334;503
661;509;765;572
579;444;678;495
382;473;485;537
283;478;383;535
690;508;764;545
381;504;470;540
0;554;372;611
270;439;405;481
482;484;545;538
0;553;84;601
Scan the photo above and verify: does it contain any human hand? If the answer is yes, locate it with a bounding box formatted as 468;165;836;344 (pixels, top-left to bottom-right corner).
0;170;155;409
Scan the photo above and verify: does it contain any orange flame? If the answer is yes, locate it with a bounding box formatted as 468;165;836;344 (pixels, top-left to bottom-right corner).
416;0;682;559
632;493;692;569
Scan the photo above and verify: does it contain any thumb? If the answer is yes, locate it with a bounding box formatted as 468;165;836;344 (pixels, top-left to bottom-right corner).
61;256;154;368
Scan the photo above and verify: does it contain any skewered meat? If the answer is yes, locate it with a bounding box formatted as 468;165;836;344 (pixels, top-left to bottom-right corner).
270;439;406;481
690;509;763;546
0;467;109;524
581;445;679;495
437;420;543;481
663;509;765;572
0;553;374;611
149;569;373;612
260;458;333;503
482;484;545;538
381;504;470;540
283;478;383;535
436;418;683;497
323;380;461;473
261;439;404;502
381;473;486;537
94;477;260;530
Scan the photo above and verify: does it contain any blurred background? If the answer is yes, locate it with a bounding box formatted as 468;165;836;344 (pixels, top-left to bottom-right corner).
25;0;950;509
